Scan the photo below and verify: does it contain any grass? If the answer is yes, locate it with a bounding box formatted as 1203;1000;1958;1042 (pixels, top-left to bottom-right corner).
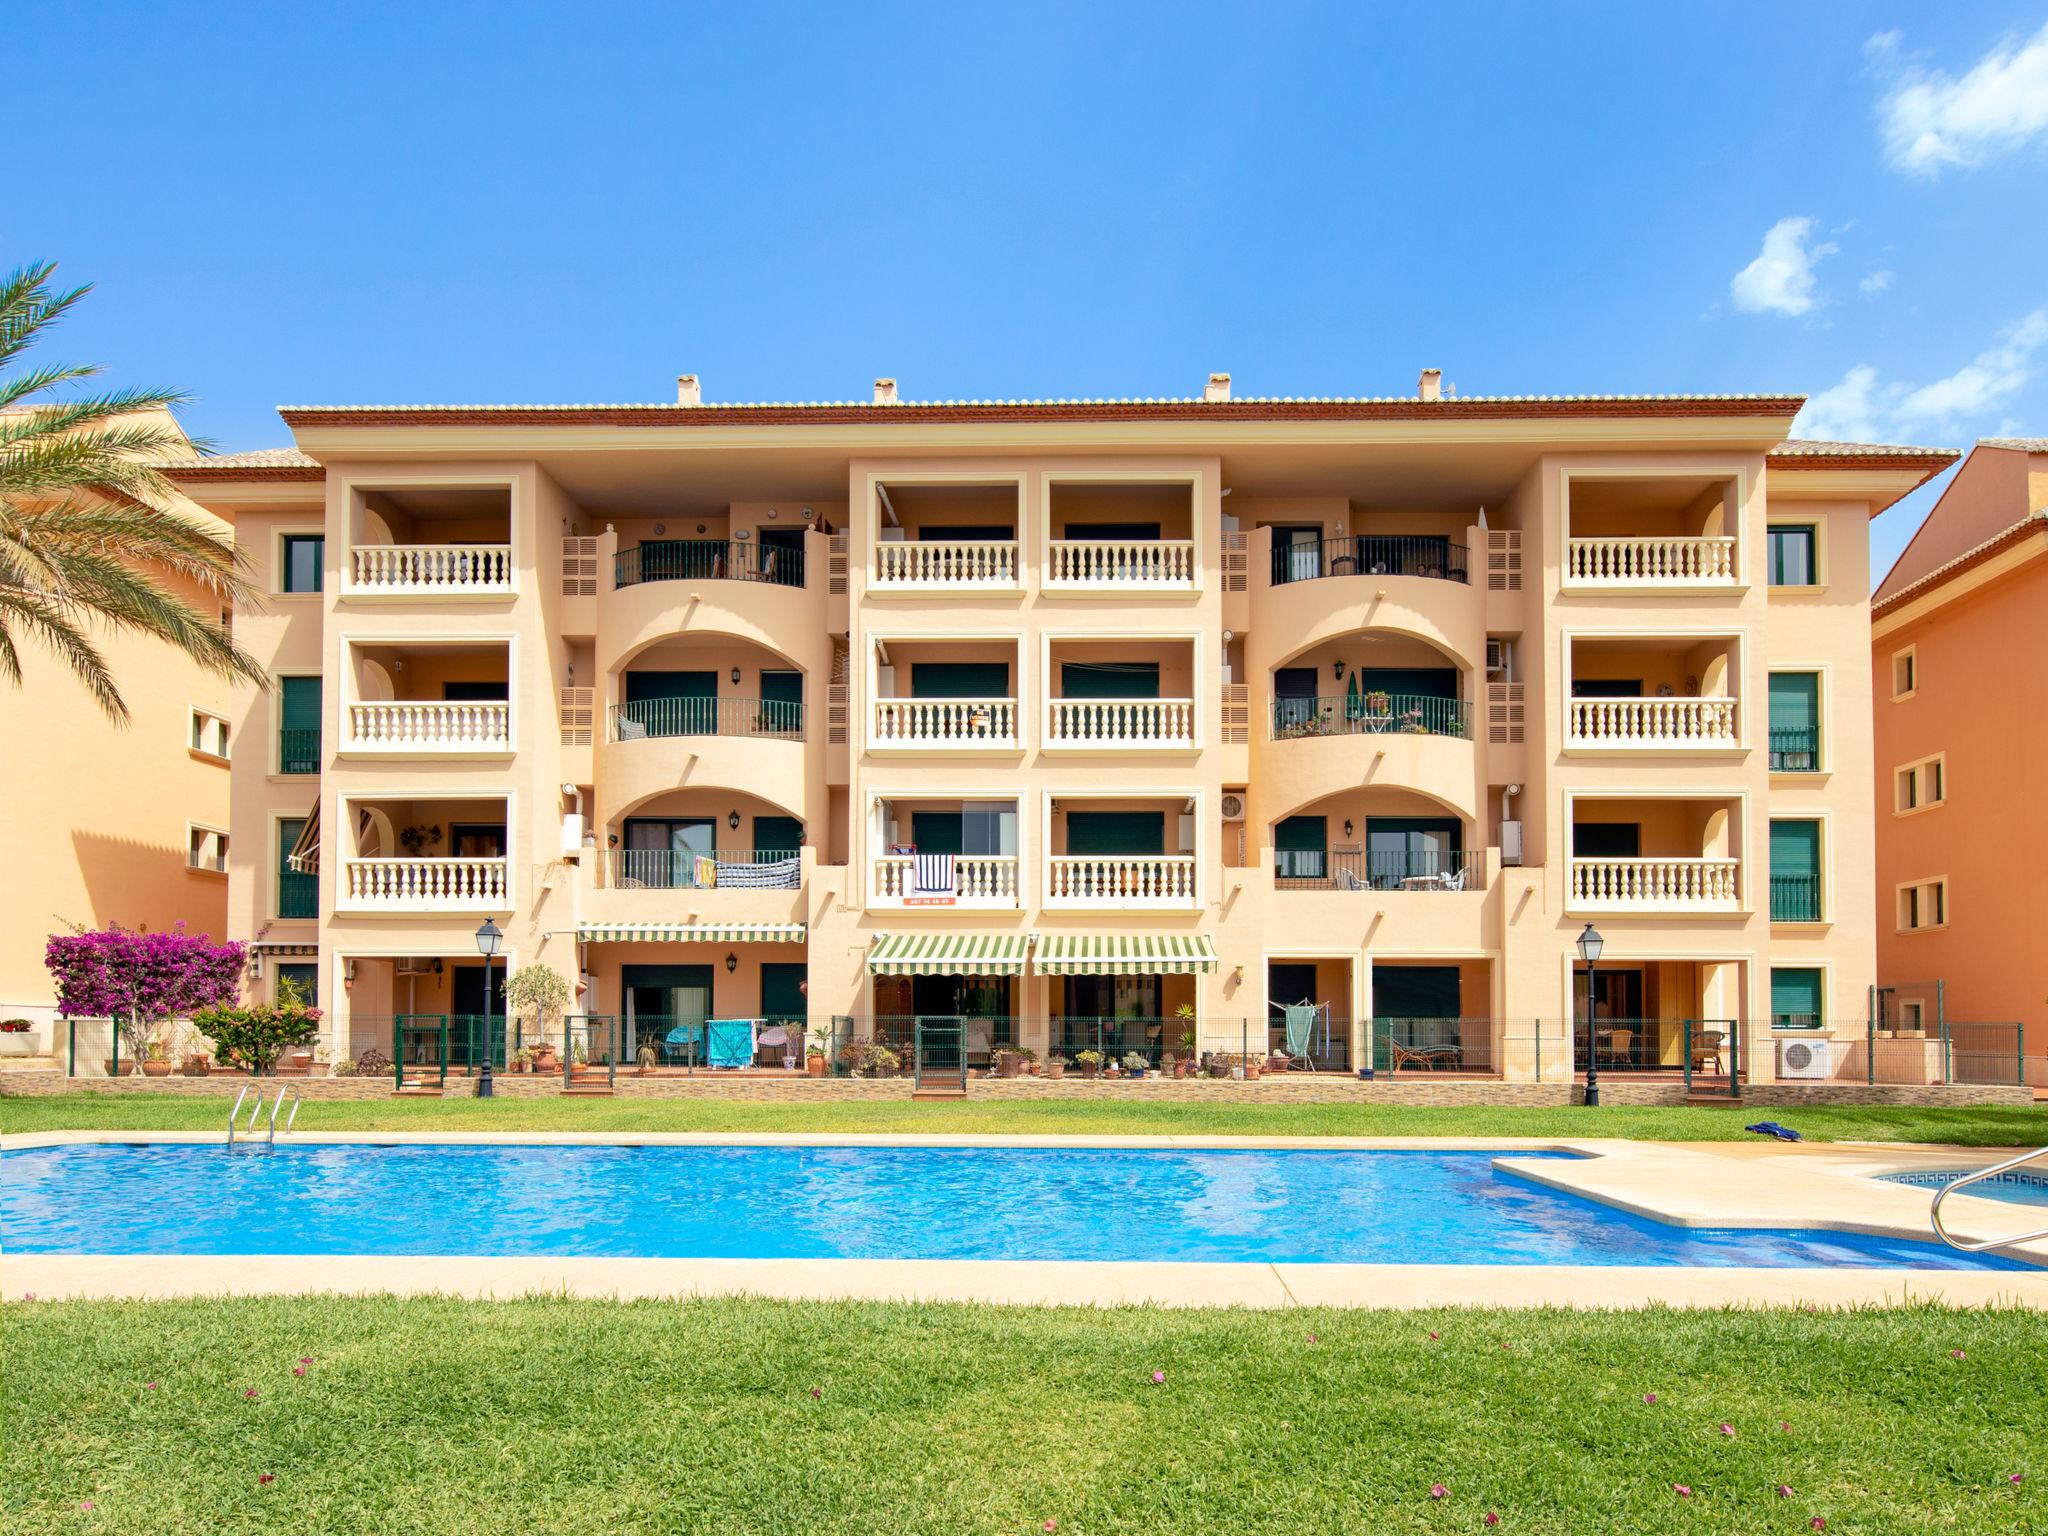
4;1297;2042;1534
1;1090;2042;1143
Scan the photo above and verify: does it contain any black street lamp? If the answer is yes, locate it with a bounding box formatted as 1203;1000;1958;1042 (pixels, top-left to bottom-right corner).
475;918;503;1098
1577;922;1604;1107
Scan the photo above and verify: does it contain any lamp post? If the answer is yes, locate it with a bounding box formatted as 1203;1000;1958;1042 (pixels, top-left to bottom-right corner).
1577;922;1603;1107
475;918;502;1098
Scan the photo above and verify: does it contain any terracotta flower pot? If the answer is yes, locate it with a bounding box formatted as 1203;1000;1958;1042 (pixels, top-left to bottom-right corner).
806;1055;828;1077
141;1060;173;1077
103;1059;135;1077
1078;1063;1099;1079
1045;1062;1065;1080
997;1056;1024;1079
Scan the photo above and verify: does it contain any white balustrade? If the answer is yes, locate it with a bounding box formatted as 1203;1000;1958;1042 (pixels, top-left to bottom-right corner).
1565;537;1737;585
872;539;1020;588
346;700;511;753
348;544;514;594
341;857;511;910
1046;539;1196;588
1046;697;1196;749
872;855;1020;905
1570;857;1741;911
872;698;1018;747
1046;855;1198;906
1567;696;1738;750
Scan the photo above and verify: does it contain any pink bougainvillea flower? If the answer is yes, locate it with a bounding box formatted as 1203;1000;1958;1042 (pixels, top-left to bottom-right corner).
299;1356;312;1364
1151;1371;1166;1385
1306;1332;1319;1344
292;1366;306;1378
22;1292;34;1302
1643;1392;1658;1405
2010;1473;2024;1486
1719;1423;1736;1437
1810;1519;1827;1531
143;1382;157;1391
1429;1483;1448;1499
257;1475;274;1486
1950;1349;1966;1359
1427;1330;1440;1341
1484;1514;1500;1527
1777;1484;1794;1498
1043;1521;1057;1532
1672;1484;1692;1498
244;1388;259;1399
808;1386;821;1400
79;1500;95;1512
1779;1421;1792;1432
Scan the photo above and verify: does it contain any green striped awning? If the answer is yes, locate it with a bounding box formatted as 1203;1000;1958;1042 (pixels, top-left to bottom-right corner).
576;922;805;944
866;932;1031;977
1034;933;1218;976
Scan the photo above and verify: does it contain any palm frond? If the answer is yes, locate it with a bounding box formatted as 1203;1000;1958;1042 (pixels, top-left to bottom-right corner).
0;264;90;370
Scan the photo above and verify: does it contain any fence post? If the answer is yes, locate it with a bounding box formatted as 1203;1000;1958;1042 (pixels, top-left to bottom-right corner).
111;1017;119;1078
1866;1010;1876;1087
392;1018;403;1091
1941;1016;1952;1085
1532;1019;1540;1083
1682;1020;1693;1097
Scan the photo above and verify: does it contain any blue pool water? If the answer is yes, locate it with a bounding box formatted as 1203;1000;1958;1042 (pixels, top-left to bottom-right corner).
0;1144;2031;1268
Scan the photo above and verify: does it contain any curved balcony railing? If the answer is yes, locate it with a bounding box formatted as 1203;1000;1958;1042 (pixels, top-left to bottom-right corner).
1276;847;1479;892
1046;697;1195;749
872;697;1017;748
872;539;1019;589
341;857;510;910
872;854;1020;906
614;539;805;589
346;700;510;753
1047;538;1195;588
1045;855;1197;906
1270;535;1469;586
349;544;512;594
1570;857;1740;912
1565;536;1737;586
599;849;801;891
1567;696;1738;750
1270;693;1470;740
609;697;803;741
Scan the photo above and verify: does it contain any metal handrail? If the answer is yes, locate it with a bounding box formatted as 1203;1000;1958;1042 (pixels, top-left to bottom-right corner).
1929;1145;2048;1252
227;1084;251;1143
266;1086;300;1147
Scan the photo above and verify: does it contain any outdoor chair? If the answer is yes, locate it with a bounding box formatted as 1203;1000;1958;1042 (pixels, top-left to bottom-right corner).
1390;1039;1459;1072
1689;1031;1727;1076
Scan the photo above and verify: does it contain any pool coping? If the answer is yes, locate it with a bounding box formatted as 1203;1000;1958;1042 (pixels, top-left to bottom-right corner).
6;1132;2045;1304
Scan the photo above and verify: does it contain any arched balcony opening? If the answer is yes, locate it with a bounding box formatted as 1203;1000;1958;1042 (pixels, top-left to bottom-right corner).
609;635;807;744
600;788;805;892
1270;787;1482;893
1270;633;1471;742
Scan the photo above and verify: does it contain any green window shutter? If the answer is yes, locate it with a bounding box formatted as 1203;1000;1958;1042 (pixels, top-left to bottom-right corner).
1275;815;1327;880
1060;662;1159;700
912;662;1009;698
1769;820;1821;921
753;815;803;856
1768;673;1820;771
1356;667;1459;700
1770;968;1823;1028
279;676;321;773
1064;811;1165;856
277;819;316;918
910;812;965;856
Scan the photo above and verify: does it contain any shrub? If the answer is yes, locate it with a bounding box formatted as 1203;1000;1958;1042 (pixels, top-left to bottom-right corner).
504;965;571;1037
1121;1051;1148;1073
44;924;245;1061
330;1058;358;1078
191;976;320;1076
355;1048;391;1076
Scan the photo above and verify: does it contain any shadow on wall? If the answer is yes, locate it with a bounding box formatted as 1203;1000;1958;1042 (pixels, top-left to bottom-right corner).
67;829;228;942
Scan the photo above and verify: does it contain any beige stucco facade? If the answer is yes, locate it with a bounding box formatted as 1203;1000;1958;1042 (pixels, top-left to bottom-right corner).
166;385;1943;1085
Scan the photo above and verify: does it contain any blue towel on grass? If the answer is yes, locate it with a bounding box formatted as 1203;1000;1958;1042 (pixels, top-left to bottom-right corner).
1745;1121;1802;1142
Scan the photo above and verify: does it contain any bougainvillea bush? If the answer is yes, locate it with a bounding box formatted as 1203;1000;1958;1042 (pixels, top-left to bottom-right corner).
44;924;246;1059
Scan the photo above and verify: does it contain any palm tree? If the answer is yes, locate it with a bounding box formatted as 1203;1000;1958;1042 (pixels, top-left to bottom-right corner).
0;261;267;719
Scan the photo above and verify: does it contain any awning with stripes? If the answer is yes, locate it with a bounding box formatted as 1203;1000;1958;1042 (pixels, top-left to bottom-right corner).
866;931;1031;977
576;922;806;944
1034;932;1219;976
286;800;321;873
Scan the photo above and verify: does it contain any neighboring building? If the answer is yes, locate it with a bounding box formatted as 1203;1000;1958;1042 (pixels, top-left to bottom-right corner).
164;378;1947;1087
0;408;235;1039
1870;439;2048;1087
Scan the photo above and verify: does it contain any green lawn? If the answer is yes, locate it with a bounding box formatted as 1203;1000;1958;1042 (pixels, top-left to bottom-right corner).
5;1297;2041;1535
1;1090;2041;1143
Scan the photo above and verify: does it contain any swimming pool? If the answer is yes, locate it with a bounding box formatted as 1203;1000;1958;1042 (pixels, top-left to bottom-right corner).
0;1143;2029;1269
1881;1168;2048;1207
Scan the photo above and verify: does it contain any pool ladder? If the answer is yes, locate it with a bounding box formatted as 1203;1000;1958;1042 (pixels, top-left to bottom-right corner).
226;1084;302;1147
1929;1143;2048;1253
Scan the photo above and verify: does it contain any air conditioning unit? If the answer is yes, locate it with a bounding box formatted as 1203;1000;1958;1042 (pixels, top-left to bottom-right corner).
1219;792;1246;822
1499;819;1524;865
394;957;435;976
1776;1036;1832;1080
1486;638;1514;680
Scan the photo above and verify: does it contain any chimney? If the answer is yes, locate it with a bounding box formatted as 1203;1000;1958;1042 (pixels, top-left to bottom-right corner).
1204;372;1232;402
676;374;702;406
1418;368;1443;402
873;377;899;405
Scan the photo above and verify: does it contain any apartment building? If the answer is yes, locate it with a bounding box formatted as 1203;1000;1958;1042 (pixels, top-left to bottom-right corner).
1;408;235;1038
1871;438;2048;1087
164;378;1949;1086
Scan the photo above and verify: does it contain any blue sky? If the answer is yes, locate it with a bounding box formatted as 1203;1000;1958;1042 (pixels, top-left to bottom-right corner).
13;3;2047;585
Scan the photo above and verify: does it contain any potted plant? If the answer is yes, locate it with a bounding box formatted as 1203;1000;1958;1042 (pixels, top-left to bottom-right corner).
992;1045;1026;1079
0;1019;34;1057
509;1046;534;1075
805;1031;830;1077
1122;1050;1149;1080
181;1050;212;1077
532;1039;560;1072
141;1038;174;1077
1244;1053;1264;1082
356;1048;391;1078
1044;1054;1067;1080
330;1057;358;1078
636;1044;658;1075
505;965;572;1072
1074;1048;1104;1079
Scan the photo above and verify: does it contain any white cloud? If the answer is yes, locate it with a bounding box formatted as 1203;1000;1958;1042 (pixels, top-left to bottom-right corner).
1877;22;2048;174
1730;217;1837;316
1793;306;2048;442
1894;308;2048;427
1860;269;1895;296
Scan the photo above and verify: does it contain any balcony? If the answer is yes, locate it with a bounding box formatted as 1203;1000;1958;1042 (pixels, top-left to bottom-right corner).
1561;473;1741;591
345;700;510;754
873;853;1021;908
1565;537;1737;586
610;696;802;742
1045;855;1198;908
614;538;804;590
871;479;1021;592
1770;873;1822;923
1270;534;1470;586
597;848;801;891
1276;846;1480;893
1569;857;1741;913
348;544;513;595
1271;693;1470;741
1567;695;1738;751
1046;696;1195;750
1045;538;1195;590
339;857;511;911
1046;478;1196;592
873;539;1020;591
872;697;1018;750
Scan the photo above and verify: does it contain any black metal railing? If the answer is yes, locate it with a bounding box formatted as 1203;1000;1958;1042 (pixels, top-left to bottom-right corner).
611;695;803;740
1769;727;1819;773
1271;692;1469;740
1275;847;1477;892
614;539;805;589
1270;535;1469;586
277;869;318;919
1770;873;1822;922
278;727;321;774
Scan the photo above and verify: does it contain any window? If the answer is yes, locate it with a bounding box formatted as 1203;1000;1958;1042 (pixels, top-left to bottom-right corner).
1897;878;1948;932
277;818;317;918
1894;755;1946;814
1767;524;1817;586
279;675;322;773
187;825;228;873
1768;819;1822;922
1767;672;1821;772
275;963;317;1004
1769;967;1823;1029
189;707;230;760
1890;646;1917;700
279;533;324;593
